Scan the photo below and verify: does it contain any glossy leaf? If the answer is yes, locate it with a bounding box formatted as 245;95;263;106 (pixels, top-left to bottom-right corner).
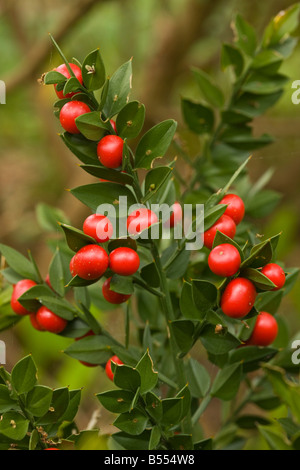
182;98;214;135
116;101;145;139
102;59;132;118
82;49;106;91
11;355;37;395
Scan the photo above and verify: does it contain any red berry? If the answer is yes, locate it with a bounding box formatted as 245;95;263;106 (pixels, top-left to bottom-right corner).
45;448;60;450
70;256;76;277
83;214;113;243
11;280;37;316
203;215;236;250
261;263;286;291
72;245;109;280
221;278;257;319
30;313;45;332
54;63;83;100
167;202;182;228
36;306;68;334
102;277;131;304
127;208;158;236
97;135;124;168
219;194;245;225
246;312;278;347
59;101;91;134
109;248;140;276
105;355;123;381
208;244;241;277
110;119;117;134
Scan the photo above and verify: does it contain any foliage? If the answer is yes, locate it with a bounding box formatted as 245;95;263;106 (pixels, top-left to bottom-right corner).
0;5;300;451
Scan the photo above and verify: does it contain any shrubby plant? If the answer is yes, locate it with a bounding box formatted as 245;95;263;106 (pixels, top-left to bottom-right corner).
0;4;300;450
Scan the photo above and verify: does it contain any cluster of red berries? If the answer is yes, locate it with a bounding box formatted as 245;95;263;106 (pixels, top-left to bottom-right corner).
55;63;124;170
69;213;141;304
11;279;68;334
205;193;285;347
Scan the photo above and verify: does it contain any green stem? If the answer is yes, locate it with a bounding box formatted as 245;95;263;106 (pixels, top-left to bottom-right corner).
132;276;164;298
192;395;212;426
49;34;75;78
150;241;192;434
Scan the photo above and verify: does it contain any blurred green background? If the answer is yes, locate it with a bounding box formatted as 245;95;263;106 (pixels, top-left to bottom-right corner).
0;0;300;439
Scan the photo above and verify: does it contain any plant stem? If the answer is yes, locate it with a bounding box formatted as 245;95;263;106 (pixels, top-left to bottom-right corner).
132;276;164;298
150;241;192;434
192;395;212;426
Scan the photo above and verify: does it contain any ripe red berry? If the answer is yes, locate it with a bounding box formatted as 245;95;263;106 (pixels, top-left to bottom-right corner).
72;245;109;280
208;243;241;277
127;208;158;236
54;63;83;100
11;280;37;316
30;313;45;332
70;256;76;277
105;355;123;381
59;101;91;134
109;248;140;276
203;214;236;250
102;277;131;304
246;312;278;347
167;202;182;228
219;194;245;225
83;214;113;243
261;263;286;291
36;306;68;334
221;278;257;319
97;135;124;168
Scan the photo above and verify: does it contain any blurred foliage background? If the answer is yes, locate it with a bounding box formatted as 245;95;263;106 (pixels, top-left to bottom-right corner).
0;0;300;443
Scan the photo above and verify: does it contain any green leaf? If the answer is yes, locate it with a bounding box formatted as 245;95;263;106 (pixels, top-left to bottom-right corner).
113;409;148;436
63;77;81;96
11;355;37;395
246;189;282;218
110;274;134;295
113;365;141;392
200;324;240;355
181;99;214;135
26;386;53;417
186;358;210;398
116;101;145;139
135;120;177;169
75;112;107;141
211;363;242;400
192;68;224;107
145;392;163;422
136;350;158;395
18;285;76;320
36;203;69;232
61;133;98;165
103;59;132;118
176;384;191;416
37;387;70;425
255;290;283;315
29;429;40;450
60;389;81;422
112;430;151;450
233;14;257;56
0;385;18;413
194;438;213;450
44;70;66;85
80;164;133;185
192;280;218;316
258;425;292;450
263;4;300;47
149;426;161;450
170;320;195;355
97;390;134;413
203;204;227;231
221;43;244;77
60;224;96;253
0;244;38;282
143;166;173;204
64;335;115;365
161;398;183;426
236;415;270;429
241;267;276;291
140;263;160;288
82;49;106;91
0;411;29;440
232;91;283;119
242;73;288;95
241;239;273;269
49;249;67;296
252;50;282;71
229;346;277;373
180;282;202;320
70;182;137;215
